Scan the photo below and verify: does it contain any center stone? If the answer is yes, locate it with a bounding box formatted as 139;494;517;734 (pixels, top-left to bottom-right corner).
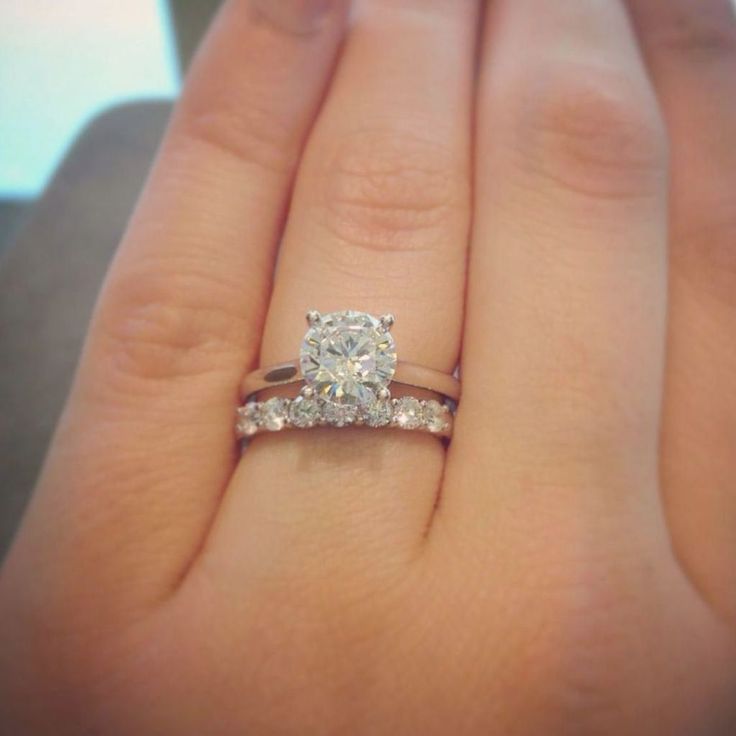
299;310;396;407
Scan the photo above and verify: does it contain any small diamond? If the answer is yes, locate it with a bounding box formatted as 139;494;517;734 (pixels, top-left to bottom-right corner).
236;403;259;437
423;400;450;433
289;395;321;428
362;398;392;427
323;402;357;427
260;397;289;431
392;397;423;430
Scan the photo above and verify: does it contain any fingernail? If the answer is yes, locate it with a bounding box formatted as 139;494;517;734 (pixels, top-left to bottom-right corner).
252;0;337;35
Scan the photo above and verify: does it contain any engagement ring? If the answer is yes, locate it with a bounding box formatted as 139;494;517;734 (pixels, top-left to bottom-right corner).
237;310;459;440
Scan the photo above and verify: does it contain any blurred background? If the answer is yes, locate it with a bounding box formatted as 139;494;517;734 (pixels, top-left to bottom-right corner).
0;1;221;554
1;0;222;249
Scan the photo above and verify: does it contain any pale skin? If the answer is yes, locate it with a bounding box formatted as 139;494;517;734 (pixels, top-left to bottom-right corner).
1;0;736;732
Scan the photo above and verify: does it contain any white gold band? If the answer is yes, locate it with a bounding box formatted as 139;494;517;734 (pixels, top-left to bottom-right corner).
240;360;460;403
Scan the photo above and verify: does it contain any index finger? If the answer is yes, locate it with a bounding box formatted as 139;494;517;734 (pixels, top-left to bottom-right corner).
3;0;347;606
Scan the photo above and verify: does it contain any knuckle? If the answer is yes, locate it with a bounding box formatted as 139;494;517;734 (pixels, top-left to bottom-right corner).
175;94;298;176
504;535;671;730
649;6;736;63
447;521;678;732
96;262;250;389
679;203;736;309
504;65;667;199
315;129;469;254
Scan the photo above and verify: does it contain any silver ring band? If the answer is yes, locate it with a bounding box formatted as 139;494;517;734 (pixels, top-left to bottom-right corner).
241;360;459;403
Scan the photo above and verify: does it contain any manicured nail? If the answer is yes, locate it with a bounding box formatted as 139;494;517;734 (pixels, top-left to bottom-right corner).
252;0;336;35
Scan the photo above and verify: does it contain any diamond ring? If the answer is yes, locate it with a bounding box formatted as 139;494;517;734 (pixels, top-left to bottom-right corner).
236;310;459;440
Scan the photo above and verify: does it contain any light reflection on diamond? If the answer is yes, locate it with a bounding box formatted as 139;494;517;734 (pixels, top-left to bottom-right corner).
392;397;423;430
300;311;396;407
423;400;450;433
236;403;259;437
260;397;289;431
289;395;320;428
363;398;392;427
323;402;358;427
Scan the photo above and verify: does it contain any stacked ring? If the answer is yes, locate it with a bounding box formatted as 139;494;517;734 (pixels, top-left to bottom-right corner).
237;310;459;440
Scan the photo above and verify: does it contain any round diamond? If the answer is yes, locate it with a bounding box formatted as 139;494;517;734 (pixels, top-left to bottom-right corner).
423;400;450;433
289;395;321;428
362;398;392;427
260;397;289;431
300;310;396;407
236;403;260;437
392;397;423;430
323;402;357;427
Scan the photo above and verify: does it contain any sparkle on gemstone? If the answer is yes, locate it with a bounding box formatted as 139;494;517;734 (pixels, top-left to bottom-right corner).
423;400;450;433
323;402;357;427
289;396;320;428
236;403;260;437
392;397;423;430
362;398;392;427
300;310;396;408
260;397;289;431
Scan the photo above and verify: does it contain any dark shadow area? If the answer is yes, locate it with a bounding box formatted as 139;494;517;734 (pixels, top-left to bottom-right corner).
0;200;30;257
169;0;221;70
0;101;173;556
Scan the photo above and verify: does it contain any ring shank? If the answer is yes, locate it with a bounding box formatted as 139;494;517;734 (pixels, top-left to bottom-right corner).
241;360;460;402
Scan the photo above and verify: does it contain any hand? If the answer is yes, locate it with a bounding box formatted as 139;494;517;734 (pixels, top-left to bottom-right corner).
2;0;735;733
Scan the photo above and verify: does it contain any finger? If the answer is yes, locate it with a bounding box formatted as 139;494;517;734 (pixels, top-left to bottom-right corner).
204;0;478;578
3;0;347;606
627;0;736;622
441;0;671;540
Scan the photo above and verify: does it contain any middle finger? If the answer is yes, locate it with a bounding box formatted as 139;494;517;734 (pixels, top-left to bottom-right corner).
444;0;670;546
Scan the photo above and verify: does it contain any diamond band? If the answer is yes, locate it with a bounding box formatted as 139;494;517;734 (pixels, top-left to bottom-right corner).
237;396;453;439
237;310;459;441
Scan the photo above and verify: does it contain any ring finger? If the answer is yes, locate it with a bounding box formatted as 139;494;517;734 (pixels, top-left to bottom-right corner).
204;0;479;579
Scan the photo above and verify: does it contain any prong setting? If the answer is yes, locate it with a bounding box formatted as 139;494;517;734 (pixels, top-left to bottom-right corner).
378;313;395;332
306;310;321;327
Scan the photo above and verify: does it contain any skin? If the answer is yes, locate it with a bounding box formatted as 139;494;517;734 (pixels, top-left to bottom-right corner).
1;0;735;732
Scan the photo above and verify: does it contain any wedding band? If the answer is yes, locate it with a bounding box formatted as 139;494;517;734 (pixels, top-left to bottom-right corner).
236;310;459;439
236;396;454;439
